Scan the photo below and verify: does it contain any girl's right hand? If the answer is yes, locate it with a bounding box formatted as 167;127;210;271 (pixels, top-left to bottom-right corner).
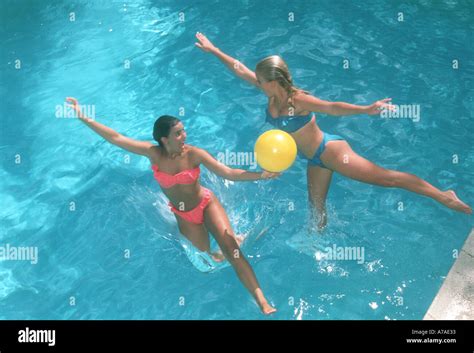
66;97;81;114
66;97;87;119
195;32;217;53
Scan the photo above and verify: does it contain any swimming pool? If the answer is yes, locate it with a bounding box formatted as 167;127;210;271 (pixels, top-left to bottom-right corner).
1;0;472;320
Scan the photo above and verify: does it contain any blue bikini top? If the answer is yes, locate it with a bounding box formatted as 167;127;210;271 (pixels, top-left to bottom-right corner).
265;108;314;133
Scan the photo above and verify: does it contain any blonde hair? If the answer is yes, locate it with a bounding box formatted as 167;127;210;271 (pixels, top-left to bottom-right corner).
255;55;308;108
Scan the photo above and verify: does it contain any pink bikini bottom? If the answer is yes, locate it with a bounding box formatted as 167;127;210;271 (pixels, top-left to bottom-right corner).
169;187;212;225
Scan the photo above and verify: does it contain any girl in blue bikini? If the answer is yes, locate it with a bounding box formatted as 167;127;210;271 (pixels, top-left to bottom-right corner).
195;32;472;229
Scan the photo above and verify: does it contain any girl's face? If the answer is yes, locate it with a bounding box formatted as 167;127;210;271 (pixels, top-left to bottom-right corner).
163;122;187;153
256;75;275;97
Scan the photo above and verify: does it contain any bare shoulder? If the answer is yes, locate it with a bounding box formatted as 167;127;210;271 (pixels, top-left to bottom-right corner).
293;90;314;105
293;90;325;112
290;90;314;114
186;145;206;163
186;144;201;155
147;145;162;165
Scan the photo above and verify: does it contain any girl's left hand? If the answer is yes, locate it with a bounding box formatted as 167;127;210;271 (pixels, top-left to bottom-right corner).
366;98;395;115
261;171;281;179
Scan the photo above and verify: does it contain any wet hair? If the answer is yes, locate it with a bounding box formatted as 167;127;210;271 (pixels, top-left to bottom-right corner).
153;115;181;146
255;55;309;108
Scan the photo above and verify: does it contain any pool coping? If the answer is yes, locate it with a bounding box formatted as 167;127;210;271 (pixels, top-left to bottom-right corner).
423;228;474;320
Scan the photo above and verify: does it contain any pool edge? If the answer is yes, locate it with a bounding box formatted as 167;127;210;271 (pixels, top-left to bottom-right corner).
423;228;474;320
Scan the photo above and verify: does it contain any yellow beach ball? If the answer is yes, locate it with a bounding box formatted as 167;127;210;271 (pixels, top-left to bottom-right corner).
254;130;297;172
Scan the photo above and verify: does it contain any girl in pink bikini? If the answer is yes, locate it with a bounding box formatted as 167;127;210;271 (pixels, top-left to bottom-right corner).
66;97;277;315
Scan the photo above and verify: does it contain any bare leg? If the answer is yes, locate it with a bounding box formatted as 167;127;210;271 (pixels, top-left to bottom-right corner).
175;214;224;262
212;234;245;261
307;165;333;231
320;140;472;214
175;214;211;251
203;193;276;315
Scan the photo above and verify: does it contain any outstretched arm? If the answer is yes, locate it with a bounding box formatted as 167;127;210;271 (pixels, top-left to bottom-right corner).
66;97;153;156
295;94;394;116
194;147;279;181
195;32;260;87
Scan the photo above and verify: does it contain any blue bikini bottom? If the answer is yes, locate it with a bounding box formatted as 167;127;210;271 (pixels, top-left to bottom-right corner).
307;132;345;169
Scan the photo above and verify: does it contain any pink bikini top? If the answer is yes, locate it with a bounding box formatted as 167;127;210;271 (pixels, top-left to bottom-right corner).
151;165;200;189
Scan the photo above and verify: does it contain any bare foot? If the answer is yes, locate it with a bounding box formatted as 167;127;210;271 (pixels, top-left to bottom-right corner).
441;190;472;214
210;252;225;262
261;303;277;315
235;234;245;246
318;211;328;232
308;209;327;233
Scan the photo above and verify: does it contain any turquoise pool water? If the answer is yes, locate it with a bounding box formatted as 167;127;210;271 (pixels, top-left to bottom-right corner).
1;0;473;319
